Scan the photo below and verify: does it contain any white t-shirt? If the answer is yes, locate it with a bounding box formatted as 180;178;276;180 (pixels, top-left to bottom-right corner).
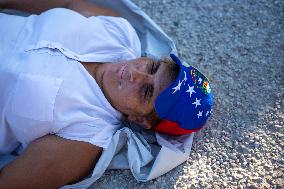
0;8;141;154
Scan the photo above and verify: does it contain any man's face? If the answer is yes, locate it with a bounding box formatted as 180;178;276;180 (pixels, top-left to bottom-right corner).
98;57;173;128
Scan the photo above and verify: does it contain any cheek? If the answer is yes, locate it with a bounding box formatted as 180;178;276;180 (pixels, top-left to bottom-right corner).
120;82;141;98
121;91;141;109
123;92;139;105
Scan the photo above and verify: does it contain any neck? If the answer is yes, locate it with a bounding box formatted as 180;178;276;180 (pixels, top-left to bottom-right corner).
81;62;105;88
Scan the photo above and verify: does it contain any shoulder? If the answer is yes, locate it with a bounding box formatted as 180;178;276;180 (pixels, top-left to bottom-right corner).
39;7;84;18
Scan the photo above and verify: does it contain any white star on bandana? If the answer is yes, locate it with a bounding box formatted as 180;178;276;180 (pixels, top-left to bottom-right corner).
172;80;182;94
192;98;201;108
182;71;187;84
198;77;202;84
197;111;203;118
206;111;210;116
186;85;196;97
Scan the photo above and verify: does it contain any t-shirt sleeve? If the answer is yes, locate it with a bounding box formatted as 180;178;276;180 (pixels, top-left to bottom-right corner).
55;120;121;149
96;16;142;59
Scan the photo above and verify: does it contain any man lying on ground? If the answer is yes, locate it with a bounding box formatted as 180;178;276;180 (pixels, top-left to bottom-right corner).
0;0;214;188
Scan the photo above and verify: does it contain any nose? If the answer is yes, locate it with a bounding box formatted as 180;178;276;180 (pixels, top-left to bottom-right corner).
130;68;152;83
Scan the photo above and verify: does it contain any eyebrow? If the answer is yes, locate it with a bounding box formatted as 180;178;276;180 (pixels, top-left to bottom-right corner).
152;61;161;74
150;59;165;103
147;60;162;102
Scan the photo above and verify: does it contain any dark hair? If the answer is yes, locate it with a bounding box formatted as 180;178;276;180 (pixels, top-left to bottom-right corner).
146;57;180;127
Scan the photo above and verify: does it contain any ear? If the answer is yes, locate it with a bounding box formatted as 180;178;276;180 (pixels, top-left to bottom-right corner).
127;115;152;129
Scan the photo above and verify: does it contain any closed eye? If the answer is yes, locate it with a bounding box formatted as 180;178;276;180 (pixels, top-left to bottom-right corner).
149;61;160;75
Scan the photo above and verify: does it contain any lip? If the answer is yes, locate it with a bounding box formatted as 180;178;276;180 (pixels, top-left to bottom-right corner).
119;64;127;80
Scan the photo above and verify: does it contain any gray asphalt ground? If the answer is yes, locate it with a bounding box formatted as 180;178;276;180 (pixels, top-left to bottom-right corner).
91;0;284;188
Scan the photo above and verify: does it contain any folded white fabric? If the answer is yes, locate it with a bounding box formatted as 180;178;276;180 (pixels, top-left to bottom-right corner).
0;1;194;188
61;127;194;189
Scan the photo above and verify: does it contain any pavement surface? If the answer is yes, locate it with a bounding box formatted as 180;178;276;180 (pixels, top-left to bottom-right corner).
90;0;284;188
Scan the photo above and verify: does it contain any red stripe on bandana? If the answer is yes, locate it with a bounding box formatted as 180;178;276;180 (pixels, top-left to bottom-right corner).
154;120;201;136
